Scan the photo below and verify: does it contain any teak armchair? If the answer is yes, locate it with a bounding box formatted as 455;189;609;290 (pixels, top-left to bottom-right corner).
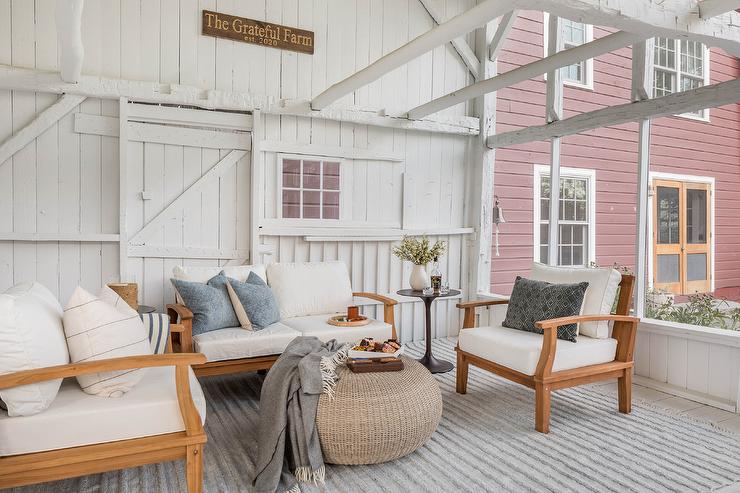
456;274;638;434
0;353;207;492
168;291;397;377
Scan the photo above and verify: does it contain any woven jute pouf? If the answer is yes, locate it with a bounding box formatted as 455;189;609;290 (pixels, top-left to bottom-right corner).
316;357;443;465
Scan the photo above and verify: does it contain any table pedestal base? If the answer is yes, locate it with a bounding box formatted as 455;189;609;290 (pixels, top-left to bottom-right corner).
418;353;454;374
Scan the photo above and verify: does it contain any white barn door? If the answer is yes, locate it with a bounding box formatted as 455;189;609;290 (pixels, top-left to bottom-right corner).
123;103;253;310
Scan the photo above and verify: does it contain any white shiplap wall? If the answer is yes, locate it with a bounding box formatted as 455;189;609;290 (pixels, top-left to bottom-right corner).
0;0;477;340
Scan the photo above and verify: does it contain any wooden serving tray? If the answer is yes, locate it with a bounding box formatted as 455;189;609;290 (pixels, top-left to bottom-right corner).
327;314;370;327
346;357;404;373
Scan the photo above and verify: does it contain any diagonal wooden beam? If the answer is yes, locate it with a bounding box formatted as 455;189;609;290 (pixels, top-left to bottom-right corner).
417;0;480;79
129;150;247;246
0;94;86;166
698;0;740;18
408;30;645;119
488;10;518;61
487;77;740;148
310;0;516;110
518;0;740;57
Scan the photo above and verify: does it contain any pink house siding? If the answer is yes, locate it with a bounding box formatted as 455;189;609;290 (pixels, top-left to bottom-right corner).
490;11;740;297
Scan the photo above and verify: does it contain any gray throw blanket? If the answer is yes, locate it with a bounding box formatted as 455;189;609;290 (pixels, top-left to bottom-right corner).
253;336;348;493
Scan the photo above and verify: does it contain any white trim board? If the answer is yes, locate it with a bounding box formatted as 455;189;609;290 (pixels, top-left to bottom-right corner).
647;171;716;293
127;102;253;130
0;233;120;242
127;245;250;260
261;141;404;162
533;165;597;266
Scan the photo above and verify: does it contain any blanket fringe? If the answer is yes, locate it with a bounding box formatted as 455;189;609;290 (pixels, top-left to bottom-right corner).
286;484;301;493
294;465;326;486
320;344;349;399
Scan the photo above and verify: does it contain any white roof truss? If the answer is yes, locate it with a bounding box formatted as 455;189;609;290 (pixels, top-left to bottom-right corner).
486;77;740;148
698;0;740;18
310;0;515;110
488;10;519;61
417;0;481;79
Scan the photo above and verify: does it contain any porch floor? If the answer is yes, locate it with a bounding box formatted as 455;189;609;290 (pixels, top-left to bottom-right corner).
587;380;740;435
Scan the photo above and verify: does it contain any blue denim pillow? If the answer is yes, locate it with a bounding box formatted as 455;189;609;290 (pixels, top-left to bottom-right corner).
223;271;281;330
171;275;240;336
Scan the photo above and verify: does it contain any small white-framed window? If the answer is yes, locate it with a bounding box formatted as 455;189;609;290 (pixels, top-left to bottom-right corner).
543;13;594;89
653;37;710;121
533;165;596;267
279;155;341;220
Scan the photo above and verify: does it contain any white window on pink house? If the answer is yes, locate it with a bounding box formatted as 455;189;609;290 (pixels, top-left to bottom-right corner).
281;157;341;220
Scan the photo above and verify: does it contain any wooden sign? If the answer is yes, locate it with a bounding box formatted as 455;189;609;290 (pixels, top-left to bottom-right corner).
202;10;314;55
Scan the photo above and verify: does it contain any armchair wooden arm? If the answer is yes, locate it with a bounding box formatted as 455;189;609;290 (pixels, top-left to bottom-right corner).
168;303;194;353
353;292;397;339
456;298;509;329
0;353;207;438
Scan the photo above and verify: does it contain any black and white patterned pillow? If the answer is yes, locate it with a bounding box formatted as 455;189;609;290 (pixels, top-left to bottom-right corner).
502;276;589;343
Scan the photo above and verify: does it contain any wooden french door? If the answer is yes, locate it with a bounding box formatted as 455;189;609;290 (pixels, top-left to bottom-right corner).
653;179;711;295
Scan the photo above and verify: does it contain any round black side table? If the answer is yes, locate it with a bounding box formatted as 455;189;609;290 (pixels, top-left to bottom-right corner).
396;289;461;374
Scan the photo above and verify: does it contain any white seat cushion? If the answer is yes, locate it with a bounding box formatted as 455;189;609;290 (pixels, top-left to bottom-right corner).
193;323;300;362
267;261;353;319
0;366;206;456
458;324;617;376
282;314;392;345
530;263;622;339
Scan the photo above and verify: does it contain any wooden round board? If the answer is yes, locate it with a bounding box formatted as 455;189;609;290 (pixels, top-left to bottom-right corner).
327;314;371;327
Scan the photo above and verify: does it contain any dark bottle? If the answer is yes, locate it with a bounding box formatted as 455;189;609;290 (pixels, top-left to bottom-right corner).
430;256;442;293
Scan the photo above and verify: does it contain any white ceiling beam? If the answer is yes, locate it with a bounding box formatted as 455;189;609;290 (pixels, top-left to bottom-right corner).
310;0;516;110
0;94;86;166
487;77;740;148
488;10;518;61
699;0;740;18
518;0;740;57
408;30;644;119
56;0;84;83
417;0;480;79
0;65;479;136
545;14;564;123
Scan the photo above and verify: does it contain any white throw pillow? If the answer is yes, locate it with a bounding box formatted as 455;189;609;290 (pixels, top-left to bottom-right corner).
267;261;354;319
530;263;622;338
63;286;152;397
172;264;267;304
0;282;69;417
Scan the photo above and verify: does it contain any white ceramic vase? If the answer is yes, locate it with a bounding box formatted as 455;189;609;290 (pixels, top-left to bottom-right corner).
409;264;430;291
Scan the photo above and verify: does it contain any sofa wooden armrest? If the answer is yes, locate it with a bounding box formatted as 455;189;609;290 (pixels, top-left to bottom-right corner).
353;291;398;339
167;303;194;353
456;298;509;329
0;353;207;492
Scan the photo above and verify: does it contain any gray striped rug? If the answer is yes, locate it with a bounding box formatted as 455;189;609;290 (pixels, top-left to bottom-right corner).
9;338;740;493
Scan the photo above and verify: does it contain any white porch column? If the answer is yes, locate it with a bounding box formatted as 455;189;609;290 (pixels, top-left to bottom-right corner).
546;14;564;266
632;39;655;317
468;17;497;295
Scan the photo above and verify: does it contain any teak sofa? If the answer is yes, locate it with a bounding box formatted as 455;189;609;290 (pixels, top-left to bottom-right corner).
455;263;638;434
0;353;207;492
168;261;397;376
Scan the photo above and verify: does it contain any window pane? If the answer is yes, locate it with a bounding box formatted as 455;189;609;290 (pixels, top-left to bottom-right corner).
686;189;707;244
561;224;573;243
574;179;586;200
562;179;574;199
282;189;301;218
573;224;584;244
561;246;572;266
657;254;680;283
323;161;340;190
302;190;321;218
303;160;320;189
541;176;551;199
540;198;549;220
572;245;583;266
687;253;707;281
576;201;587;221
563;200;575;220
657;186;680;244
681;40;703;77
540;246;549;264
282;159;300;188
540;223;550;245
322;191;340;220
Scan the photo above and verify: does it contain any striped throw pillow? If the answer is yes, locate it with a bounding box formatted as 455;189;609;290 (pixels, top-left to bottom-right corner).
140;312;171;354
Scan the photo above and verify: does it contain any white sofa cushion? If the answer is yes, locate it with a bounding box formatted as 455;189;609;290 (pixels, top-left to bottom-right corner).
0;366;206;456
193;323;300;362
282;314;392;345
63;286;152;397
530;263;622;339
0;282;69;417
267;261;353;319
458;324;617;376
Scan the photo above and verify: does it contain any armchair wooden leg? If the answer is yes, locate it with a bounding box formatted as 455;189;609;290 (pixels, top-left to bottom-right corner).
618;369;632;414
456;351;468;394
186;444;203;493
535;383;551;434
